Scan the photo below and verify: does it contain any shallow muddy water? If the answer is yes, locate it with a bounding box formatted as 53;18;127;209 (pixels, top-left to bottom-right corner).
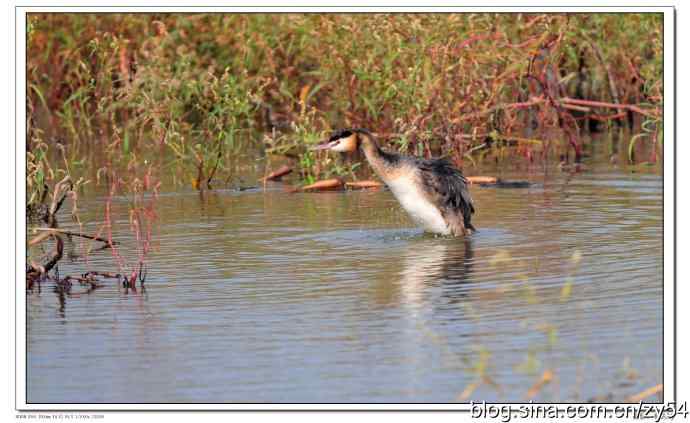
26;160;663;404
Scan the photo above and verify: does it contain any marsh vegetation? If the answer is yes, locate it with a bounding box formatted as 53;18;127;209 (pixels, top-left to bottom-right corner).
27;13;662;191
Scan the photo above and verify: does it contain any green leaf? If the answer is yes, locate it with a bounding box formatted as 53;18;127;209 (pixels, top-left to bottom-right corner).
361;95;378;118
62;87;85;107
628;133;648;164
305;81;328;104
123;130;130;154
29;84;48;110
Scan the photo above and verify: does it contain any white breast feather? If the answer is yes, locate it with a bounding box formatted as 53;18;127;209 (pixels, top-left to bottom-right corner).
386;175;450;235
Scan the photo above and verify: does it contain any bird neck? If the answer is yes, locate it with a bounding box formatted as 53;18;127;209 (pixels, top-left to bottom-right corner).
357;131;400;180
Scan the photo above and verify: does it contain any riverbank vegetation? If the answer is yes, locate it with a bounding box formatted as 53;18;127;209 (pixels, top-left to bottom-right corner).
28;13;662;189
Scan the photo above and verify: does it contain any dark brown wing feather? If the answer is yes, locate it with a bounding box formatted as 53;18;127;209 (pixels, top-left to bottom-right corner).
417;158;475;235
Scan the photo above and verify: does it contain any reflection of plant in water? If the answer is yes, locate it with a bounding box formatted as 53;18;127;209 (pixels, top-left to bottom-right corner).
515;350;540;375
457;247;590;400
559;250;582;302
457;345;503;401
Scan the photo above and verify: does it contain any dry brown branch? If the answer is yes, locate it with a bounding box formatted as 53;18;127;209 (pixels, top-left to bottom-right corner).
457;97;546;122
28;233;63;277
559;103;591;113
27;176;74;285
49;175;72;217
30;227;117;247
28;230;54;246
588;111;627;122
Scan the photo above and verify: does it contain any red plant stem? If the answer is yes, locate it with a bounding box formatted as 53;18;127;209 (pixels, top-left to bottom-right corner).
650;133;658;164
459;97;546;121
560;97;659;118
105;179;127;274
527;74;582;162
588;112;627;122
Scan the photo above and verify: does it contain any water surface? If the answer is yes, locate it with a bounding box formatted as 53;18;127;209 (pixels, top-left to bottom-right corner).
27;163;663;403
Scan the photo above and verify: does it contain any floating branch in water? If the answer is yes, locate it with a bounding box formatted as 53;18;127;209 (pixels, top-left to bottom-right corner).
345;180;384;190
289;177;344;193
48;269;132;297
466;176;499;185
466;176;531;188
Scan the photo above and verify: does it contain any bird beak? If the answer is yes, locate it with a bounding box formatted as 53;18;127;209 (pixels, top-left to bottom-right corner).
310;141;333;151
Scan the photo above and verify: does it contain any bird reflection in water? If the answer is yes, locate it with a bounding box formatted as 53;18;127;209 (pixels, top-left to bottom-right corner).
398;237;474;314
393;237;475;396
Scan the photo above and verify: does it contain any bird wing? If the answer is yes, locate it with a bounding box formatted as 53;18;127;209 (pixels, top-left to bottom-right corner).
417;158;475;234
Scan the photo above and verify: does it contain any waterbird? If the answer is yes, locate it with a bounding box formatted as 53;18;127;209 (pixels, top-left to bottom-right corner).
312;128;476;236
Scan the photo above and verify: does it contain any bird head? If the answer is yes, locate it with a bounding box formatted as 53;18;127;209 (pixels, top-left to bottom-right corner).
312;129;360;153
